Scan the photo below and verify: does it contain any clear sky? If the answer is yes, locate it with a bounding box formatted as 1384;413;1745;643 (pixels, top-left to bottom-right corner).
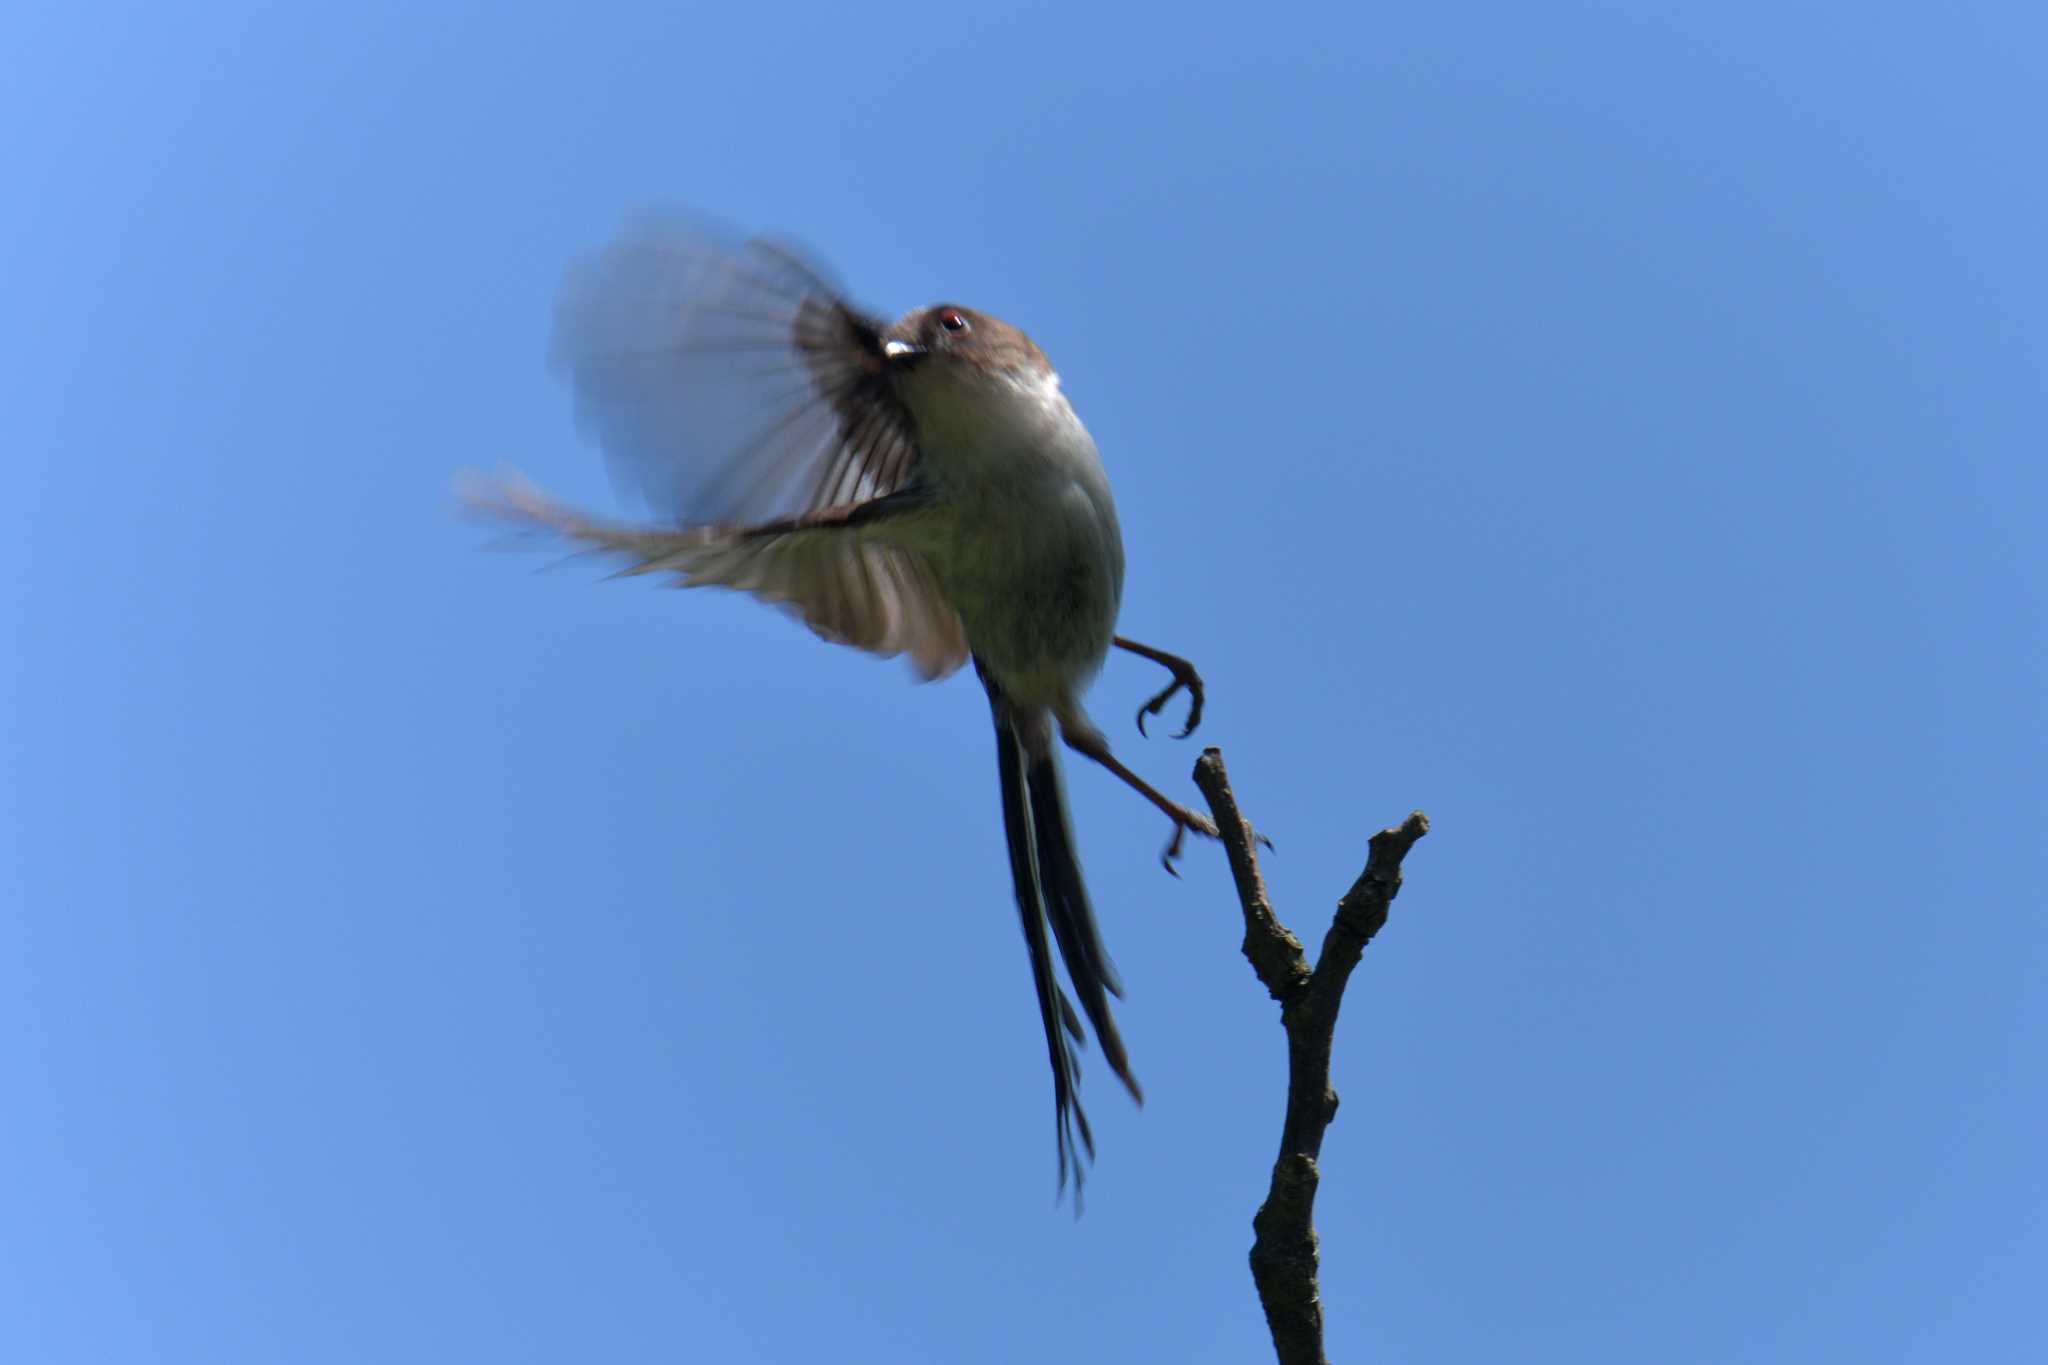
5;3;2043;1361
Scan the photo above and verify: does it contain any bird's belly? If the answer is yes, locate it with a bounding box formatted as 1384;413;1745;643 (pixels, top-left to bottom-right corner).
915;477;1123;706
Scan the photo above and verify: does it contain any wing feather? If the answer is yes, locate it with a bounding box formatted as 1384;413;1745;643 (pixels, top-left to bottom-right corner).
551;215;922;527
460;472;968;680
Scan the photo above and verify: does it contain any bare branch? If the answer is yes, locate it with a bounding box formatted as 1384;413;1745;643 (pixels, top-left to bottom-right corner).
1193;748;1429;1365
1193;748;1309;1003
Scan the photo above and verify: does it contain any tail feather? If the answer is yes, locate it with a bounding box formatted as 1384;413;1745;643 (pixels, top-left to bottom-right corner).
990;702;1095;1193
979;659;1141;1202
1026;751;1143;1106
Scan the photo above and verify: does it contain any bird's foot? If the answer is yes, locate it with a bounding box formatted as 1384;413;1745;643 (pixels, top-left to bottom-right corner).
1135;668;1205;740
1114;637;1206;739
1158;803;1222;876
1159;807;1274;874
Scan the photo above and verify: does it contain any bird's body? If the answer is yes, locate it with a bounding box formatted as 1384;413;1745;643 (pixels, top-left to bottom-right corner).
890;363;1124;709
466;218;1210;1196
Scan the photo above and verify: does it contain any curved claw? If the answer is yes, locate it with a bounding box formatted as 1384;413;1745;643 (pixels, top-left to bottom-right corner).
1155;809;1222;876
1118;639;1206;741
1134;677;1204;741
1159;821;1188;876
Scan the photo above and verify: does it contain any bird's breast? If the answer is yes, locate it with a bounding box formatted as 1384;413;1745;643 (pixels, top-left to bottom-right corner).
893;370;1124;705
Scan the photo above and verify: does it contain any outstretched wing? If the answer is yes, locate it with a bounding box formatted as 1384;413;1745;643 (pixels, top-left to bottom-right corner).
480;215;967;679
551;215;923;525
461;471;968;681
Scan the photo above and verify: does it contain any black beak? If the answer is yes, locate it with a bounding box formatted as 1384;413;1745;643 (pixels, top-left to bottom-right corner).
881;338;928;368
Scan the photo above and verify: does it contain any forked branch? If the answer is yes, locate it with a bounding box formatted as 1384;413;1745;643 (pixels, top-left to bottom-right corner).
1192;748;1429;1365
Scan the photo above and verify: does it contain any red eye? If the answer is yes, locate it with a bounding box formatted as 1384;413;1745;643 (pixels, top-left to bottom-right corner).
938;308;970;333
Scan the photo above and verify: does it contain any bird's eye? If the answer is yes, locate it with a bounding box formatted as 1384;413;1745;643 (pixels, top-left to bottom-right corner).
938;308;970;333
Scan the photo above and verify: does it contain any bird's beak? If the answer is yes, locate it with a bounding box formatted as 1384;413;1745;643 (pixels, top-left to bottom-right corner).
882;338;927;366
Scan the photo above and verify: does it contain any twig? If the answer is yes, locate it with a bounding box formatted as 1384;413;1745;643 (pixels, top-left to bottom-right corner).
1192;748;1429;1365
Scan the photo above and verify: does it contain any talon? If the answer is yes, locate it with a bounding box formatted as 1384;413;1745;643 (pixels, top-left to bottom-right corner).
1115;637;1207;741
1160;822;1186;875
1132;678;1204;741
1155;810;1221;875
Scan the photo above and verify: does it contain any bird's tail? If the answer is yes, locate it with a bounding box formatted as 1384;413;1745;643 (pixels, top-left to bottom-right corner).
980;663;1142;1200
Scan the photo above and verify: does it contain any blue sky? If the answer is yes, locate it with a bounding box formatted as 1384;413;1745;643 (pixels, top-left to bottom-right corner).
5;3;2043;1361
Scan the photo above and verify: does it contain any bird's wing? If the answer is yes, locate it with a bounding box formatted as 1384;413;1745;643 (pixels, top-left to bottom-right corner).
551;215;923;525
476;214;967;678
460;471;968;681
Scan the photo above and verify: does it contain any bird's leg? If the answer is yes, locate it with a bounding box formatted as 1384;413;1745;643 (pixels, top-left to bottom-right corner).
1112;635;1205;739
1057;719;1220;874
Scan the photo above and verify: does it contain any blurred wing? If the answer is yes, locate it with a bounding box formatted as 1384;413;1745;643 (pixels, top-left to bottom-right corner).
552;216;923;525
460;471;969;681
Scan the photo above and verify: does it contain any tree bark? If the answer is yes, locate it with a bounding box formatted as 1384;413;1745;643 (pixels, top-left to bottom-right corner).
1192;749;1429;1365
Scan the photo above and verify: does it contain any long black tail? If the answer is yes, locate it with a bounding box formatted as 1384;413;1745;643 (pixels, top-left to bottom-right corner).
979;662;1142;1199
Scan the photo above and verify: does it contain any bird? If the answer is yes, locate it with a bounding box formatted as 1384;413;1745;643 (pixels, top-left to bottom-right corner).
462;215;1216;1197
